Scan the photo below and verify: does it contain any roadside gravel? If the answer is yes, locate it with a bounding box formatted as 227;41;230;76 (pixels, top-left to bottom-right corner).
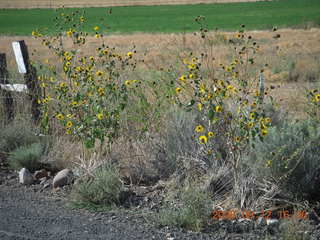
0;172;319;240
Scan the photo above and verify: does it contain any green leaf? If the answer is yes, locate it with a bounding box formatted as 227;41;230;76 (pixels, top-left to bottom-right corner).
84;138;95;149
208;109;215;120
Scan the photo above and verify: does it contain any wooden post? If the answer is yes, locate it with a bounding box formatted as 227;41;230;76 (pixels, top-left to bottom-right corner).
13;40;41;123
0;53;14;122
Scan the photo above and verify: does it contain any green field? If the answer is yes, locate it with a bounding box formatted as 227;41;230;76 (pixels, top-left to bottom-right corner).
0;0;319;35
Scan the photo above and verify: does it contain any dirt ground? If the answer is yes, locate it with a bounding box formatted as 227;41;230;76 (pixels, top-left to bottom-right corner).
0;171;287;240
0;0;265;9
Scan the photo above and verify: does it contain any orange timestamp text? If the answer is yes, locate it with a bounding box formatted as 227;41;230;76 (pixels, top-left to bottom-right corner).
212;209;308;220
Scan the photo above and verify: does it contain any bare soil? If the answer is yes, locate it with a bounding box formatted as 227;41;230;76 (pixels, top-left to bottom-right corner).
0;0;265;9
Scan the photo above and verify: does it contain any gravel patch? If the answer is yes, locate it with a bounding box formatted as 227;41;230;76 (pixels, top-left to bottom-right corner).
1;172;320;240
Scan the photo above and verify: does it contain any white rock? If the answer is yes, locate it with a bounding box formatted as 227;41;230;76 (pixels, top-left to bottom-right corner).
53;169;73;188
266;218;279;225
19;168;34;185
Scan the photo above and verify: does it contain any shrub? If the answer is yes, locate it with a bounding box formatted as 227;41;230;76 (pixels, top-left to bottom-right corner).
279;216;313;240
246;120;320;201
0;122;39;153
157;186;212;232
70;164;123;207
153;108;200;179
8;142;45;171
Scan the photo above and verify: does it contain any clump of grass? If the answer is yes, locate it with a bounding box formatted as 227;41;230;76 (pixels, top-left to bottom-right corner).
8;142;45;171
0;121;39;153
70;164;123;208
157;186;212;232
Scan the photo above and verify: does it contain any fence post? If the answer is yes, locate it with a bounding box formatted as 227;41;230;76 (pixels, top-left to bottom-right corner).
17;40;41;123
0;53;14;122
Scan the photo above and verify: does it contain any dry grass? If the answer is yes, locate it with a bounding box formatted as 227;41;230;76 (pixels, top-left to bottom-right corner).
0;0;266;9
1;28;319;116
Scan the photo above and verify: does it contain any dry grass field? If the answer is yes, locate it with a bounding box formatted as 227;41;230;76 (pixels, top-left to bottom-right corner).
0;28;319;117
0;0;265;9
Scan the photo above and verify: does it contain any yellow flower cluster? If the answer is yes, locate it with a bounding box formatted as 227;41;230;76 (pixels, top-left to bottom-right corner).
195;125;215;144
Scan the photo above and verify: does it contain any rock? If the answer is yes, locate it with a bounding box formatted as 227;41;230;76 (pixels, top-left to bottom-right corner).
42;182;51;189
52;169;73;188
33;169;48;180
266;218;279;225
19;168;34;185
39;177;47;185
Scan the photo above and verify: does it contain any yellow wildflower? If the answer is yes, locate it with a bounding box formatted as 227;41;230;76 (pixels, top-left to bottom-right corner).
199;84;206;94
249;112;256;120
96;71;104;77
94;26;100;31
59;82;66;88
199;135;208;144
179;75;187;82
70;101;78;106
125;80;132;86
188;63;196;70
208;131;215;137
315;94;320;102
127;51;133;58
175;87;182;94
215;105;222;112
261;129;268;137
56;113;64;120
96;113;104;120
66;30;73;37
227;85;235;91
66;121;73;128
195;125;205;133
264;118;272;124
197;103;203;111
98;87;105;96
